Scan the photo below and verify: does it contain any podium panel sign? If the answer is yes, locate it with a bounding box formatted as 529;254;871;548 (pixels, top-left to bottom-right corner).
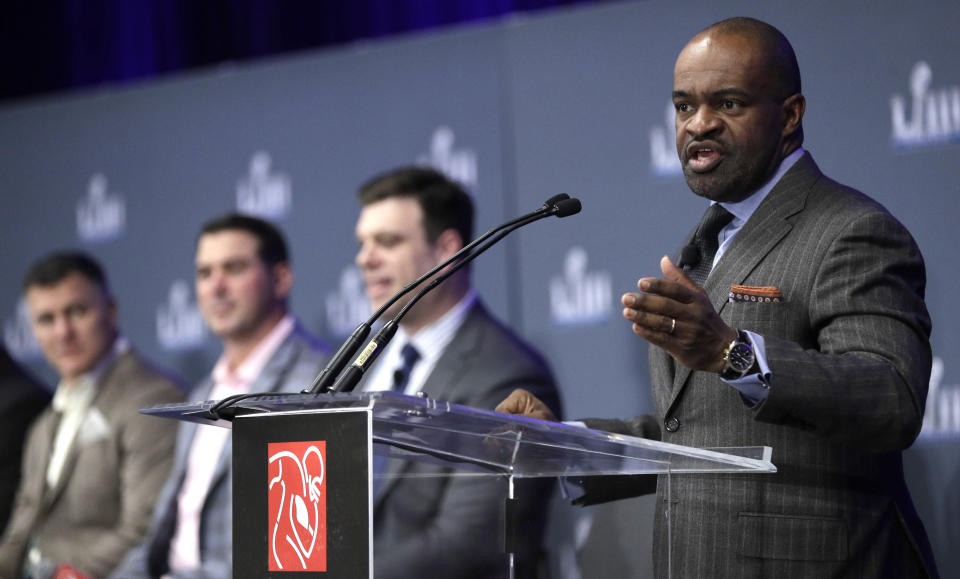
233;409;372;578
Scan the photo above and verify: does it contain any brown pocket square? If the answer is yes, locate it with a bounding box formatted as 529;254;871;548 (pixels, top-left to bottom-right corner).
729;285;783;303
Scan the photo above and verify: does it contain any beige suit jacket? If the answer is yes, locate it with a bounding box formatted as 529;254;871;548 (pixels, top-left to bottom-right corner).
0;350;184;578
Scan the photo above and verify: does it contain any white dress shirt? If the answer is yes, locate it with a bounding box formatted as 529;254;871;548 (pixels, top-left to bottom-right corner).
363;291;477;395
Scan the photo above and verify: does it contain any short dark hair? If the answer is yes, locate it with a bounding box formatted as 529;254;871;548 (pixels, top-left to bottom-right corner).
23;251;111;295
704;17;801;99
357;166;474;244
198;213;290;267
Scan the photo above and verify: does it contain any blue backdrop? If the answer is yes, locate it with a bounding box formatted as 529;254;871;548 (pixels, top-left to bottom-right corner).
2;1;957;576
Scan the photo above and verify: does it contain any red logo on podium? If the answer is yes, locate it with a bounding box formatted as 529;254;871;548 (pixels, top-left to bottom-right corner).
268;441;327;571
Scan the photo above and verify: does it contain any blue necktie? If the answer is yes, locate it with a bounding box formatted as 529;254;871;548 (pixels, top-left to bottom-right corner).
391;343;421;393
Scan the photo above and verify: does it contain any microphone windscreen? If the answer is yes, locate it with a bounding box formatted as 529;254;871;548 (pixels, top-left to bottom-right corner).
555;198;582;217
543;193;571;207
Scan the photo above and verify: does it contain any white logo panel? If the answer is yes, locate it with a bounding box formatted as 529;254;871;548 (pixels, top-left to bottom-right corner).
919;356;960;439
890;61;960;148
236;151;292;219
417;126;478;187
156;280;206;351
4;298;42;361
77;173;126;242
650;101;682;178
325;266;370;337
550;247;612;326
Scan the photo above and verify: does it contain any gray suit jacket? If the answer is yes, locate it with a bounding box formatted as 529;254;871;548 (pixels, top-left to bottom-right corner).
110;321;329;579
373;300;562;579
581;153;938;578
0;350;185;578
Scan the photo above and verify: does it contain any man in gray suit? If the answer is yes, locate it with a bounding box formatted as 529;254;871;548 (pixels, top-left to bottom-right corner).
112;214;329;578
354;167;562;578
499;17;938;578
0;252;185;578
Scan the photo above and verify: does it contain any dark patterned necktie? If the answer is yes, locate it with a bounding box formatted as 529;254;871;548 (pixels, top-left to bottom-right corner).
686;203;734;286
391;343;421;393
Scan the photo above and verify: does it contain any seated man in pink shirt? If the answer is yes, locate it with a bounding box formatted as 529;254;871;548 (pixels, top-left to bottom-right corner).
112;214;329;579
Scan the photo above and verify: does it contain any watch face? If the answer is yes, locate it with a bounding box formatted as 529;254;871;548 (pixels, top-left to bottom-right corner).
728;343;754;372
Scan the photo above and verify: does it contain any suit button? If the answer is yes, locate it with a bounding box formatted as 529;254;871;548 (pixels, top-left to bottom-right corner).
664;417;680;432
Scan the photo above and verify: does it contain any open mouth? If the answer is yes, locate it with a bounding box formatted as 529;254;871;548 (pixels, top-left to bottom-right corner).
686;145;723;173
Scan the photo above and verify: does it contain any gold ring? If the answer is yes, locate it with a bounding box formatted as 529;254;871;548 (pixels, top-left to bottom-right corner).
669;318;676;334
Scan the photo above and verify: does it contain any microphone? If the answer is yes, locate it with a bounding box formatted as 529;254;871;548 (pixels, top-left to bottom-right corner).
677;244;700;269
327;195;582;394
303;193;579;395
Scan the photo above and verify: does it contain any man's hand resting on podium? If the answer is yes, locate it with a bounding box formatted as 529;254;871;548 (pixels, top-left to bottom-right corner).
495;388;559;422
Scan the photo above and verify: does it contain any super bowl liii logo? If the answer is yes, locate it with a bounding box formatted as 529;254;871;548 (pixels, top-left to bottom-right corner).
325;266;370;338
890;61;960;148
236;151;292;220
650;101;683;178
156;280;206;351
418;126;478;188
77;173;126;242
919;356;960;439
4;298;42;361
550;247;612;326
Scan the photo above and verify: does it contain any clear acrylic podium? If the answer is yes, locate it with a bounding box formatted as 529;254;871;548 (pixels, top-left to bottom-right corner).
143;391;776;578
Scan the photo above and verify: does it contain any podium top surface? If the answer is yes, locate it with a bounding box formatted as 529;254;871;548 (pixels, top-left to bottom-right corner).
142;391;776;478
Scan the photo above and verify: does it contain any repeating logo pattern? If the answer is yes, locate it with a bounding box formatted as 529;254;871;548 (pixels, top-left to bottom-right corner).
919;356;960;439
325;265;370;338
550;247;612;326
649;101;682;178
237;151;292;219
268;441;327;572
77;173;126;242
156;280;206;351
418;126;478;187
891;61;960;148
4;298;42;362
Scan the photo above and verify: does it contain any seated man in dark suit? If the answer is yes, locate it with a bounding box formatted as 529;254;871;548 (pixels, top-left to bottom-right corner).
354;166;563;578
0;252;185;578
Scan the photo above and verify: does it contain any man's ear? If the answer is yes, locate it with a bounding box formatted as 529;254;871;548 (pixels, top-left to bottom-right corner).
433;229;465;262
781;93;806;138
271;262;294;299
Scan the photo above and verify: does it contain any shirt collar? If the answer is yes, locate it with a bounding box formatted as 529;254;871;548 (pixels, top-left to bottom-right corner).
212;315;296;388
718;147;805;223
397;290;476;357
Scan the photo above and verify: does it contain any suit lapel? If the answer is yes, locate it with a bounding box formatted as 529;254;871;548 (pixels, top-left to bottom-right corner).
375;304;483;504
666;154;821;410
42;353;131;509
418;303;483;401
208;327;304;489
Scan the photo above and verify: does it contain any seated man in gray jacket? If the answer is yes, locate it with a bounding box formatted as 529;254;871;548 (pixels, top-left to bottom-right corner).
112;214;329;579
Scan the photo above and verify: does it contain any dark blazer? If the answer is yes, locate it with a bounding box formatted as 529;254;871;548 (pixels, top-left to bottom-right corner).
0;350;185;578
373;300;562;579
581;153;938;578
0;348;50;534
110;321;329;579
